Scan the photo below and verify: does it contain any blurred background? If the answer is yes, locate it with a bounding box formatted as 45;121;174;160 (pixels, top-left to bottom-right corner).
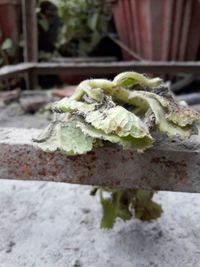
0;0;200;126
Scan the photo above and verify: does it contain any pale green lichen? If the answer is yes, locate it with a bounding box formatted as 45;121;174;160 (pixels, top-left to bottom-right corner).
33;72;200;229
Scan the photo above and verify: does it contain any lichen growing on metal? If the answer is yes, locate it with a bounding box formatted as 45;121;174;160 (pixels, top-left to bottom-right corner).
33;72;200;229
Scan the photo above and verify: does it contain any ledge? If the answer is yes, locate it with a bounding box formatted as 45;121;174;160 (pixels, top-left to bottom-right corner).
0;127;200;192
1;61;200;81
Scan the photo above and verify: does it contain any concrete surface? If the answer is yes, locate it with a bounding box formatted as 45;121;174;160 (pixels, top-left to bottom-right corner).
0;103;49;129
0;180;200;267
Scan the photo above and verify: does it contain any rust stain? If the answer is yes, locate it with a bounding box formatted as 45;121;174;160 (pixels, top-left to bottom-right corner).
38;168;46;176
151;157;187;181
21;164;32;177
79;176;87;183
104;162;110;169
52;171;57;176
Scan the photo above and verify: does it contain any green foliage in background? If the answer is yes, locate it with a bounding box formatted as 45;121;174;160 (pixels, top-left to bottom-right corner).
0;30;16;67
57;0;111;56
0;29;17;90
37;0;111;57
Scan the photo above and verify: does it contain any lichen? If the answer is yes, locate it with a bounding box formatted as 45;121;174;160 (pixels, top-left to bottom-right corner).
33;72;200;229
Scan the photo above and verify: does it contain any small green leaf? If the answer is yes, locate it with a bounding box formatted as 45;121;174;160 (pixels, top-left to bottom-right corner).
135;200;163;221
117;208;132;221
134;190;163;221
38;16;49;32
88;13;99;31
135;189;153;205
1;38;13;50
100;193;117;229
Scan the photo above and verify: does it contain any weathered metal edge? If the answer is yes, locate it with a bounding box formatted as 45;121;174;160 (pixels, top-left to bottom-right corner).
1;127;200;192
1;61;200;81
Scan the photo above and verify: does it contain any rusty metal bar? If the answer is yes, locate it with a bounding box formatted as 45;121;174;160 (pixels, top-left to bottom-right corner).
0;63;35;79
0;61;200;89
0;61;200;81
34;61;200;75
1;127;200;193
51;57;117;63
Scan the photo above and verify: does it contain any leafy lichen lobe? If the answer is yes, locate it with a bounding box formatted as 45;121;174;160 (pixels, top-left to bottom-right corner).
33;72;200;228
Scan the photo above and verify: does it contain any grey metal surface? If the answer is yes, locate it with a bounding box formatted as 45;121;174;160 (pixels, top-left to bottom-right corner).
1;61;200;81
33;61;200;75
0;63;34;79
1;127;200;192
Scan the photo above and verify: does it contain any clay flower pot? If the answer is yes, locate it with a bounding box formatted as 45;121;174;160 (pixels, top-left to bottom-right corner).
0;0;21;61
0;0;21;45
111;0;200;61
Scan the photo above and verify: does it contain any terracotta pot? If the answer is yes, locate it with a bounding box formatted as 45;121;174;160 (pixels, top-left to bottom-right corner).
0;0;21;61
111;0;200;61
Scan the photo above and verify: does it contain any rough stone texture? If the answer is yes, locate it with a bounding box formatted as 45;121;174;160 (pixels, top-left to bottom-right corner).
0;180;200;267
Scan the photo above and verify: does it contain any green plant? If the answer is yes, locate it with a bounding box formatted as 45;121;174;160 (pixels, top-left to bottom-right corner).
38;12;50;32
33;72;200;228
57;0;111;56
0;30;16;66
91;188;163;229
0;30;17;90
